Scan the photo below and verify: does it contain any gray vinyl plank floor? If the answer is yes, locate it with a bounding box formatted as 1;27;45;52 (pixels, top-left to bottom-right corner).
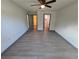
2;31;78;59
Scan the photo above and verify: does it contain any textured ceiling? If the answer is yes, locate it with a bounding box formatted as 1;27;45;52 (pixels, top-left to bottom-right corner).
12;0;77;12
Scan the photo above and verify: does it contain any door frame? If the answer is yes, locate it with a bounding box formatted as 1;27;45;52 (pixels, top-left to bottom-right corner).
43;13;51;31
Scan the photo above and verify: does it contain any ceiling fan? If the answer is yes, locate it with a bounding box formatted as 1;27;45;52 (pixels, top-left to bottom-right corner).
31;0;56;9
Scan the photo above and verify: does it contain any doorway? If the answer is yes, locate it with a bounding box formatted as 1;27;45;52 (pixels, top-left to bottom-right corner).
43;14;51;32
33;15;38;32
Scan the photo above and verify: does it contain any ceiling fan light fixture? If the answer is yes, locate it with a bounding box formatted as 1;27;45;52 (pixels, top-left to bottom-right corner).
41;5;45;8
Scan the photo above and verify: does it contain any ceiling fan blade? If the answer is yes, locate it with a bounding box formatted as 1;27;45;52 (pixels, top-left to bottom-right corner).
31;4;40;6
45;5;52;8
38;0;46;4
42;0;46;4
46;0;56;4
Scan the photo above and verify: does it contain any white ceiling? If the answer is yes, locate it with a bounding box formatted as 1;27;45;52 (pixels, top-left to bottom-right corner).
12;0;77;12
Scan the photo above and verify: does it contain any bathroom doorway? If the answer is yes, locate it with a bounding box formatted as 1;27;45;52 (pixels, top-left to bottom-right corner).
43;14;51;32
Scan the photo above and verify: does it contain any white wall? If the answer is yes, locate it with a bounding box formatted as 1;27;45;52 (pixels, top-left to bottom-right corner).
28;14;33;30
37;10;43;30
1;0;28;53
55;1;78;48
37;9;56;30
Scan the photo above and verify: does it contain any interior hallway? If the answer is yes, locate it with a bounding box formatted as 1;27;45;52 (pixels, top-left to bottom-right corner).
2;31;77;59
